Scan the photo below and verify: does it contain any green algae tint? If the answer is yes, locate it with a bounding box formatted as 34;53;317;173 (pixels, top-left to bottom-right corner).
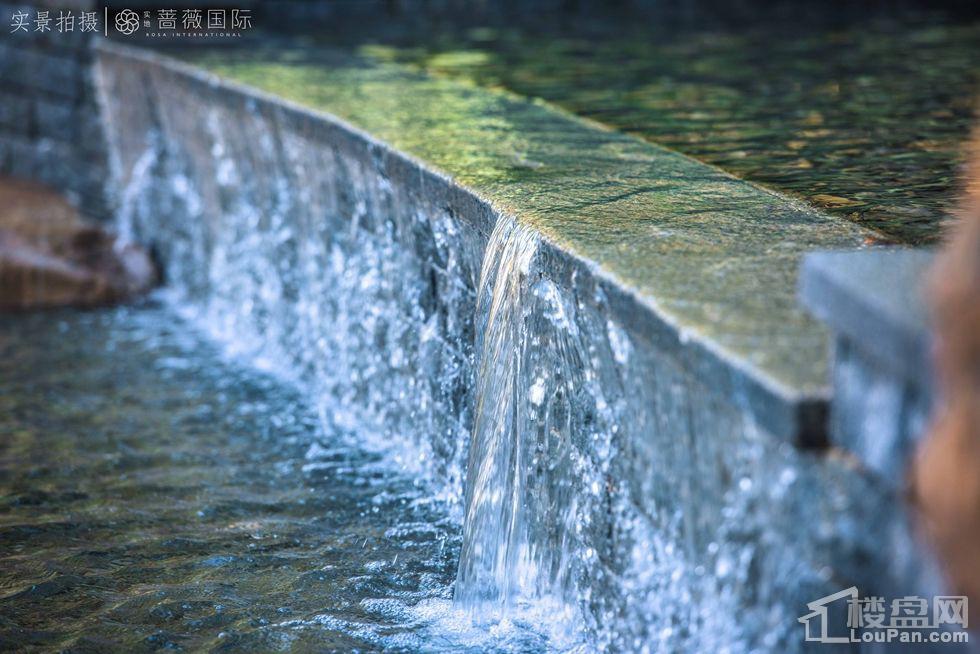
348;10;980;245
184;47;868;394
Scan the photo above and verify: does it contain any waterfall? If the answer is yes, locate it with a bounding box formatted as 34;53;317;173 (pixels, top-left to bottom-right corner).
453;216;608;647
94;47;930;652
454;215;542;609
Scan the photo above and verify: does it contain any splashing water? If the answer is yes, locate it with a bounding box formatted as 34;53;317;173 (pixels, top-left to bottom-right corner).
0;305;575;653
102;95;592;647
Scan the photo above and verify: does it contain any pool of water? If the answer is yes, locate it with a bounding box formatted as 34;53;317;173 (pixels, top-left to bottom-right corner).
255;3;979;244
0;303;564;653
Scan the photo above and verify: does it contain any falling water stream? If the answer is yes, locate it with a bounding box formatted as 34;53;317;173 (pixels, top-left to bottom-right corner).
453;216;616;650
456;217;542;609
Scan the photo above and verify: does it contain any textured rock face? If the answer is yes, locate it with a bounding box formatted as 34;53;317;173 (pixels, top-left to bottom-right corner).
0;178;156;310
914;129;980;608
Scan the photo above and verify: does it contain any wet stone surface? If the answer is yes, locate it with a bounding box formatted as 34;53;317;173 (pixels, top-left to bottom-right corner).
176;45;870;397
319;6;979;244
0;304;555;653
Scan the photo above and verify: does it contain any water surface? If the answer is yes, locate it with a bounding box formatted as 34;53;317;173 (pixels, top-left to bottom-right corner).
313;5;980;243
0;304;556;652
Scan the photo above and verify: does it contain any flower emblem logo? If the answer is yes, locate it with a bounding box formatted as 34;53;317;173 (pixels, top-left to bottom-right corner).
114;9;139;35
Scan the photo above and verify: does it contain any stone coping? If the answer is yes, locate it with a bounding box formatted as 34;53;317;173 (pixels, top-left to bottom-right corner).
95;41;877;444
799;248;934;391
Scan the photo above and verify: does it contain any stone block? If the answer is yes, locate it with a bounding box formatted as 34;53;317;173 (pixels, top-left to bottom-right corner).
10;48;84;100
32;97;74;139
0;92;32;130
800;249;934;389
800;248;935;486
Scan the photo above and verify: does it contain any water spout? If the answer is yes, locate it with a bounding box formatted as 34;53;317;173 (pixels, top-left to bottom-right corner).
455;215;541;611
453;216;605;648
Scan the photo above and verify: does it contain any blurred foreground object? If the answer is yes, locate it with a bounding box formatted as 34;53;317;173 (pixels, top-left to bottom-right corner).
0;178;156;310
914;130;980;607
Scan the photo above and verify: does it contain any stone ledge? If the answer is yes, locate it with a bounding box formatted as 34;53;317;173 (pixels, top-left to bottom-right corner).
799;249;933;393
95;41;878;445
799;249;935;486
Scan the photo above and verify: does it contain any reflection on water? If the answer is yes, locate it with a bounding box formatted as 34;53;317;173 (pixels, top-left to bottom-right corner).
0;303;561;652
318;6;979;244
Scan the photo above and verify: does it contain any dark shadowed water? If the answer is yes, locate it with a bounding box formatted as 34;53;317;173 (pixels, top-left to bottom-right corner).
0;303;558;653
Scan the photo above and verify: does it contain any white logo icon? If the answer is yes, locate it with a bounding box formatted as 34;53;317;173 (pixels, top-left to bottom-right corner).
114;9;139;35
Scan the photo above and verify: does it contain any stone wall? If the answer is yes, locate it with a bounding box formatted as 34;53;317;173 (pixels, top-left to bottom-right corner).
0;0;111;221
799;250;944;604
0;2;956;639
92;43;947;652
